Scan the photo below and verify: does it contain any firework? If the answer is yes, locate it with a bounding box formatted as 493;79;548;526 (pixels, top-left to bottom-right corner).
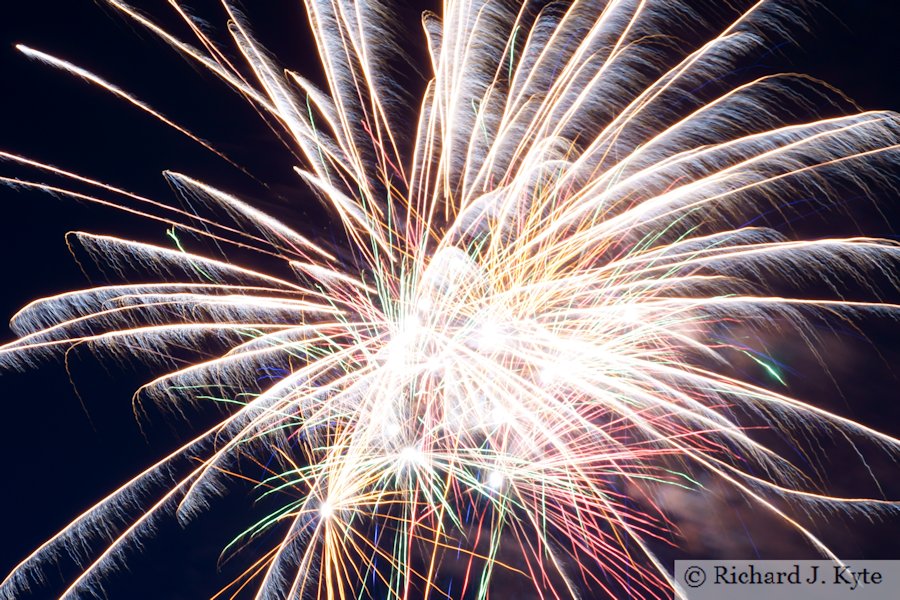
2;0;899;598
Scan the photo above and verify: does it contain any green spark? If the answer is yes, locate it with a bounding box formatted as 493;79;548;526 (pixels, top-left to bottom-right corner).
166;226;215;282
741;350;786;386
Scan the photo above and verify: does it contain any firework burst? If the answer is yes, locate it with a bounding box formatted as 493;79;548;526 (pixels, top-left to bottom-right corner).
2;0;900;598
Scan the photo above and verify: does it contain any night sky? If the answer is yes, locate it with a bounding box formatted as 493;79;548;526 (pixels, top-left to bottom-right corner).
1;1;899;599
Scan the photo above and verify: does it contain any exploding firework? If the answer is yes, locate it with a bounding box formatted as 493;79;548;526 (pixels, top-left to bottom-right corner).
2;0;900;598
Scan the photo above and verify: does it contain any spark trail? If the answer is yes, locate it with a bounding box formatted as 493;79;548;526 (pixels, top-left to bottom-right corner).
2;1;900;598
